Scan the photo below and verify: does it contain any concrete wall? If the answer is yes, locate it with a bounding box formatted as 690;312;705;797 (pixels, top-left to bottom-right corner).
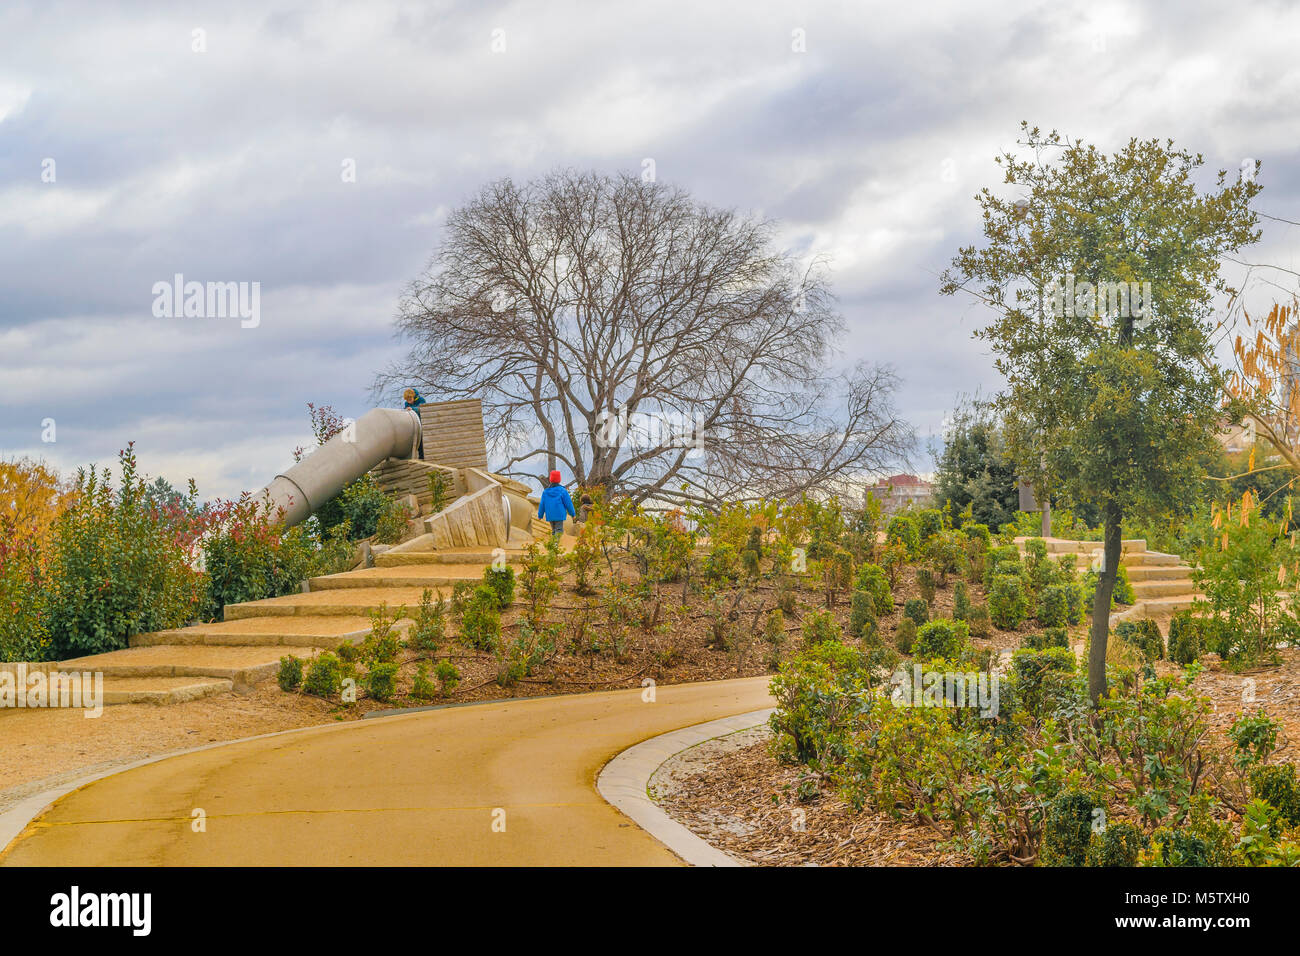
419;399;489;469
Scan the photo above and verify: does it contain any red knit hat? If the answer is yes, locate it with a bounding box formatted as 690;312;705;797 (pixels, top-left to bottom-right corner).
549;470;562;484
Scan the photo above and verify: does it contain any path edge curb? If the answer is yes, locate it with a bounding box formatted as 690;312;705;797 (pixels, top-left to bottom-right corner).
596;707;774;868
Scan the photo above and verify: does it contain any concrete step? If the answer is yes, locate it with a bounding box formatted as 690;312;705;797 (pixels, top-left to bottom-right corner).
224;587;437;620
1017;537;1145;554
133;616;376;649
62;645;328;692
1125;564;1194;582
308;565;486;590
375;549;524;568
1123;551;1183;566
1112;594;1203;623
101;676;234;706
1131;579;1196;599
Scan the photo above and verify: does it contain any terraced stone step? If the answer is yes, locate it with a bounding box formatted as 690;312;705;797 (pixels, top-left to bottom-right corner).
100;676;234;706
224;586;436;620
1125;564;1194;582
1131;578;1196;599
308;564;485;590
1016;537;1146;554
1113;594;1203;623
375;549;526;567
133;616;376;649
62;645;329;692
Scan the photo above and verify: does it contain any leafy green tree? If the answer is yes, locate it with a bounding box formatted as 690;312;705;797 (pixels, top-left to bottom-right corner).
934;395;1019;529
941;125;1261;703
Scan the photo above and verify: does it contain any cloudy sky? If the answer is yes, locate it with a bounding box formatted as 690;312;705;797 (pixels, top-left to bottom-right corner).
2;0;1298;500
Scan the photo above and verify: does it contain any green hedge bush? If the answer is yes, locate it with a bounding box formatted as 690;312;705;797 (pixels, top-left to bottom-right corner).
989;574;1028;629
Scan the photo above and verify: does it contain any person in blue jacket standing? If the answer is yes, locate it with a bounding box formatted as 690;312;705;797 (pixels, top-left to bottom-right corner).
538;469;575;537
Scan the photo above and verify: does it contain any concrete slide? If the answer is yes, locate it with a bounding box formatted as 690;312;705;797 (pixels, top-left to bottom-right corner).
256;408;421;527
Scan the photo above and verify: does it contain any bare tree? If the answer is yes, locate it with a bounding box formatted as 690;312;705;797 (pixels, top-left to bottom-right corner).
377;169;914;506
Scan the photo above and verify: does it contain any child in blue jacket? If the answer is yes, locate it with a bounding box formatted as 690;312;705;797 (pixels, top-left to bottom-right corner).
538;470;575;537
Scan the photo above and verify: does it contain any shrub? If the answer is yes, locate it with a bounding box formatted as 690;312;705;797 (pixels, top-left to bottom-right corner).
0;528;50;661
410;589;446;652
952;580;971;621
1115;619;1162;662
776;580;798;615
365;661;400;701
927;529;967;583
333;477;392;539
854;564;893;615
916;509;944;541
461;585;502;651
1084;822;1148;867
967;604;991;638
434;659;460;695
1227;710;1279;771
1037;584;1072;627
848;590;878;641
962;522;991;549
989;574;1028;629
482;565;516;608
1040;788;1103;866
519;539;562;625
916;568;936;605
374;497;410;544
763;609;787;649
703;543;739;583
886;515;920;556
1024;627;1068;650
895;617;917;654
277;655;303;691
47;446;207;657
1082;565;1135;609
304;652;343;698
1251;763;1300;829
1010;647;1076;719
903;598;929;626
412;662;438;700
768;642;871;764
1142;825;1231;867
913;619;969;660
1167;612;1204;665
801;610;842;646
363;604;403;663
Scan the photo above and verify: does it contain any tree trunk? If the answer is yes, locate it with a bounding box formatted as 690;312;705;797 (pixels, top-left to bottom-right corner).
1087;503;1122;706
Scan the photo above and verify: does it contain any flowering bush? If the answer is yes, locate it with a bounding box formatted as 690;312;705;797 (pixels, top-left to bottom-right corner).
45;445;208;658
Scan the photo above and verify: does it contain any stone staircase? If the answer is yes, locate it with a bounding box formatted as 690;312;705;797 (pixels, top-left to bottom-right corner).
42;538;542;707
1013;536;1201;624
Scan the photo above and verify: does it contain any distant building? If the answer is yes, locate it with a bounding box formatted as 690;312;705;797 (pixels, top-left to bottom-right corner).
867;473;935;513
1216;418;1255;455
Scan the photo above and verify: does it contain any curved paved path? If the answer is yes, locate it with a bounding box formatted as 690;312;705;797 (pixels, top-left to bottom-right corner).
0;677;772;866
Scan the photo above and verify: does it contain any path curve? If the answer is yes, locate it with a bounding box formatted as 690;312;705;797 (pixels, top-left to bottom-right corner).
0;677;772;866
